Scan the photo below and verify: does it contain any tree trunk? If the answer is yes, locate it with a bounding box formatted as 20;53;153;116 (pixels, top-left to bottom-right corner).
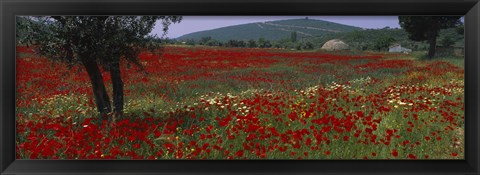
82;59;112;118
427;33;438;59
110;61;124;119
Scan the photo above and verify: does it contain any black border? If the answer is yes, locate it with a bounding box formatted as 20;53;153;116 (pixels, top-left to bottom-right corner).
1;0;479;175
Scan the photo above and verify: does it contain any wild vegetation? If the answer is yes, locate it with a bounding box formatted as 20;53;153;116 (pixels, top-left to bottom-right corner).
15;16;464;160
174;18;464;52
176;18;361;42
16;45;464;159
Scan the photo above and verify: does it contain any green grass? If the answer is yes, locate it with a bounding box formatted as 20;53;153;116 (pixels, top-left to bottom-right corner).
16;46;465;160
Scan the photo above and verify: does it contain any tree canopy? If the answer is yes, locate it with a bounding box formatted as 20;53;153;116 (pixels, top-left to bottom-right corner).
398;16;461;58
18;16;182;121
20;16;181;68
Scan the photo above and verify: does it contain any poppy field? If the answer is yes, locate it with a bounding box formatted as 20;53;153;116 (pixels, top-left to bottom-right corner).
16;45;464;160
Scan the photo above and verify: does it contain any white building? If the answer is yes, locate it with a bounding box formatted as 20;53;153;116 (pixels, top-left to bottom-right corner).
388;44;412;53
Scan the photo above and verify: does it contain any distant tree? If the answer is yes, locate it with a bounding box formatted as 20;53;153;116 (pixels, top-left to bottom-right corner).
399;16;461;59
291;32;298;42
347;30;367;50
303;41;314;50
373;35;396;51
225;40;235;47
205;39;221;47
19;16;182;121
238;40;246;47
295;43;303;50
226;40;246;48
440;35;455;47
156;37;176;45
247;39;258;48
283;41;295;49
185;39;196;45
456;24;464;35
258;38;272;48
16;17;39;45
274;38;291;49
272;42;283;49
199;36;212;45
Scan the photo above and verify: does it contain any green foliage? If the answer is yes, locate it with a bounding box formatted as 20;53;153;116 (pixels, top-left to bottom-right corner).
199;36;213;45
399;16;461;42
196;36;222;46
345;30;367;50
257;38;272;48
173;17;464;53
456;24;464;35
373;35;396;51
273;38;294;49
440;35;455;47
272;42;283;49
206;39;222;47
295;43;302;50
177;18;362;42
19;16;182;68
439;28;464;47
154;37;176;45
16;17;42;46
185;39;196;46
225;40;246;48
17;16;182;116
247;39;257;48
291;31;297;42
303;41;314;50
399;16;461;58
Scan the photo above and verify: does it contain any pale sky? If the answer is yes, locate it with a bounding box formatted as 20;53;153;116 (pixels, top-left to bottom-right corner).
152;16;402;39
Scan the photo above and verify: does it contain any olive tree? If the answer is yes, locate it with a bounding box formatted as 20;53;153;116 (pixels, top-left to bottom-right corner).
399;16;460;59
19;16;182;121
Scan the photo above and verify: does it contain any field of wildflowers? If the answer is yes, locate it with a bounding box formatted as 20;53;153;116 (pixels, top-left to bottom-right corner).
16;45;464;159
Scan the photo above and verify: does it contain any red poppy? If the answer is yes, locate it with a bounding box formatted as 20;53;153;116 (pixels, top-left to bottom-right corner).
235;150;243;157
425;136;431;141
391;150;398;157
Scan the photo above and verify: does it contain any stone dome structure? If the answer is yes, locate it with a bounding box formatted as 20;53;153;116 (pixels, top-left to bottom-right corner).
321;39;349;51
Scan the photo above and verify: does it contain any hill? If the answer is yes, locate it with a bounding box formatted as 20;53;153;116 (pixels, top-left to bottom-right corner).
176;18;362;42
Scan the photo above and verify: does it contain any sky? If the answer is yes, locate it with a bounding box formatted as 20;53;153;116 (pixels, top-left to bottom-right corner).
151;16;402;39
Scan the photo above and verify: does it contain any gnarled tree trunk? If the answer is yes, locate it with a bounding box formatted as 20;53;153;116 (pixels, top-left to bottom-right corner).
82;59;112;119
427;32;438;59
110;61;124;120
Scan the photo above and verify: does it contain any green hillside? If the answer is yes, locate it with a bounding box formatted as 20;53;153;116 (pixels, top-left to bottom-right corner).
304;27;464;51
176;18;362;42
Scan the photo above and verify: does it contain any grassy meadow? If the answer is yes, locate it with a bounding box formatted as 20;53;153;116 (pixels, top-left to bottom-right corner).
16;45;464;160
